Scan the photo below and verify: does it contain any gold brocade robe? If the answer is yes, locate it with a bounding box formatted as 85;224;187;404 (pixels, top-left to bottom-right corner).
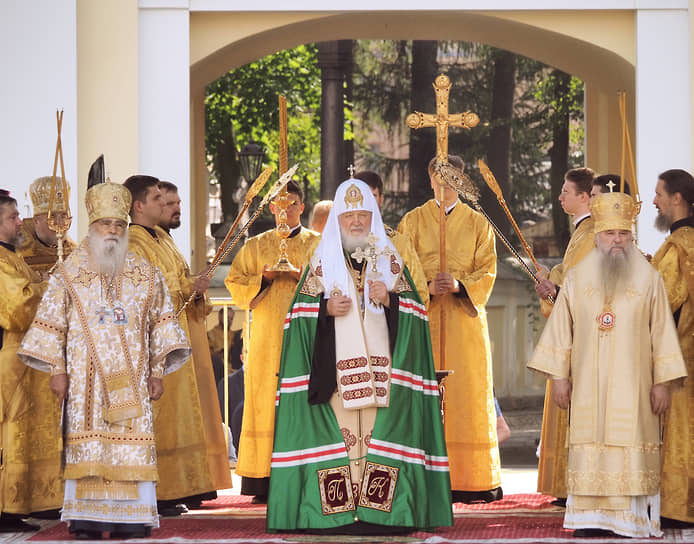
652;225;694;522
386;226;429;307
225;227;320;479
17;243;191;492
156;228;233;492
398;199;501;492
528;249;687;503
0;244;60;514
128;225;232;499
537;216;595;499
18;217;77;280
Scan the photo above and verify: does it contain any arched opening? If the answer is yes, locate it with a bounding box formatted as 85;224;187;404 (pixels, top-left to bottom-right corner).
189;10;635;272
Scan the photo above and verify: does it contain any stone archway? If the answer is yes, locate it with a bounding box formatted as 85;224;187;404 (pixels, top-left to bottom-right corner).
188;10;636;270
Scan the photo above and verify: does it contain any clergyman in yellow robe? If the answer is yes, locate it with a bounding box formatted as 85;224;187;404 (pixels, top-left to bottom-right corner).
534;168;595;501
225;180;319;498
651;168;694;525
398;158;501;500
0;195;60;530
529;193;687;538
125;175;232;507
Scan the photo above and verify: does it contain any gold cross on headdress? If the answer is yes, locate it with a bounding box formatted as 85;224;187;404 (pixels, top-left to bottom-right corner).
348;164;355;178
606;180;616;193
406;74;480;163
351;232;395;276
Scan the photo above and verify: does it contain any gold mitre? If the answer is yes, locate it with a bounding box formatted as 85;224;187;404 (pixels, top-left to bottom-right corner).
85;182;131;224
591;191;638;233
30;176;70;215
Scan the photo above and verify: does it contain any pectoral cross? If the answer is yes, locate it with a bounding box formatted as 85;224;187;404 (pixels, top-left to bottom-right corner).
350;233;395;277
95;306;113;325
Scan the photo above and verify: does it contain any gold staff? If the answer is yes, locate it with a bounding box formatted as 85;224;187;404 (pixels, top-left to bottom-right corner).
47;109;72;263
478;159;541;271
434;161;554;303
406;74;480;369
268;95;299;273
617;91;642;213
478;159;553;304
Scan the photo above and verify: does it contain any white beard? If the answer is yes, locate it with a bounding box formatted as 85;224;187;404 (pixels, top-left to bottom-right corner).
87;228;129;277
341;231;369;254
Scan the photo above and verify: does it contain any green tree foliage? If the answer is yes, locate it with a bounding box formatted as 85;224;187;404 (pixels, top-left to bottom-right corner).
205;44;322;225
351;40;584;254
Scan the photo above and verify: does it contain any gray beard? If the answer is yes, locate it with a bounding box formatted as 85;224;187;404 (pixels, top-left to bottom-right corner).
654;211;673;233
341;232;368;254
87;229;129;277
598;243;634;300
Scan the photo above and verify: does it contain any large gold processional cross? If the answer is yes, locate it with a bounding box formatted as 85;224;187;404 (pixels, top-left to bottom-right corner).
406;74;479;371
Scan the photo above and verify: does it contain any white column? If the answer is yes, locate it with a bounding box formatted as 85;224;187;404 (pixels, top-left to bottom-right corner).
0;0;78;237
138;1;191;261
635;8;692;255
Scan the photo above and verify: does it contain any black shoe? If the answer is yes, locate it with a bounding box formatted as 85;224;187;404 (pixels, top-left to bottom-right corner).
251;494;268;504
110;527;152;539
573;528;615;538
451;486;503;504
551;498;567;507
0;519;41;532
74;529;103;540
661;516;694;529
157;503;188;516
30;508;61;520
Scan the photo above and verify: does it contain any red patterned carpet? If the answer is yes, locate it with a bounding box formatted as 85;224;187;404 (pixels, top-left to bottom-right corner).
27;494;692;543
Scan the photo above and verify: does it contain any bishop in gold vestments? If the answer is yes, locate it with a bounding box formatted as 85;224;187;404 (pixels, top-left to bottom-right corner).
399;198;501;497
226;220;319;496
529;192;687;537
129;224;232;500
18;180;192;537
536;215;594;500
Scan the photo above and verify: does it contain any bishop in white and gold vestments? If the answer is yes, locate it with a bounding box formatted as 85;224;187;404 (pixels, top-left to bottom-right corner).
18;181;191;539
528;192;687;538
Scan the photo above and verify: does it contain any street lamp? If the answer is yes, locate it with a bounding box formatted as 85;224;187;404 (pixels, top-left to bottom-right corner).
238;141;265;182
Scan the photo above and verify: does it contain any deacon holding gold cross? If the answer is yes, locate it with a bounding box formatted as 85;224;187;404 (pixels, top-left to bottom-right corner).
267;179;452;533
398;74;502;503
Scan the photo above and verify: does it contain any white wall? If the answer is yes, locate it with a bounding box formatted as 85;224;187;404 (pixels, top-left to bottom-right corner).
0;0;78;239
138;2;192;261
635;9;692;254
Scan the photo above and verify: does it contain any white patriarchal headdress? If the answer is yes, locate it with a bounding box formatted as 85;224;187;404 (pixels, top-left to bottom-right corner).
311;179;402;312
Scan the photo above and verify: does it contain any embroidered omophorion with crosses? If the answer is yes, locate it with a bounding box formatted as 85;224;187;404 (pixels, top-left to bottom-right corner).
268;179;451;531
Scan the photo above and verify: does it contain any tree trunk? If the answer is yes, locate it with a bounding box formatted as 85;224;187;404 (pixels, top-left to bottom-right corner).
408;41;438;209
484;49;516;240
549;70;571;253
214;129;240;223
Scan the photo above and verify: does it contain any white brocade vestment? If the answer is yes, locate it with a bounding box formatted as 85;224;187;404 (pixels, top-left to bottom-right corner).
528;249;687;538
18;241;191;525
